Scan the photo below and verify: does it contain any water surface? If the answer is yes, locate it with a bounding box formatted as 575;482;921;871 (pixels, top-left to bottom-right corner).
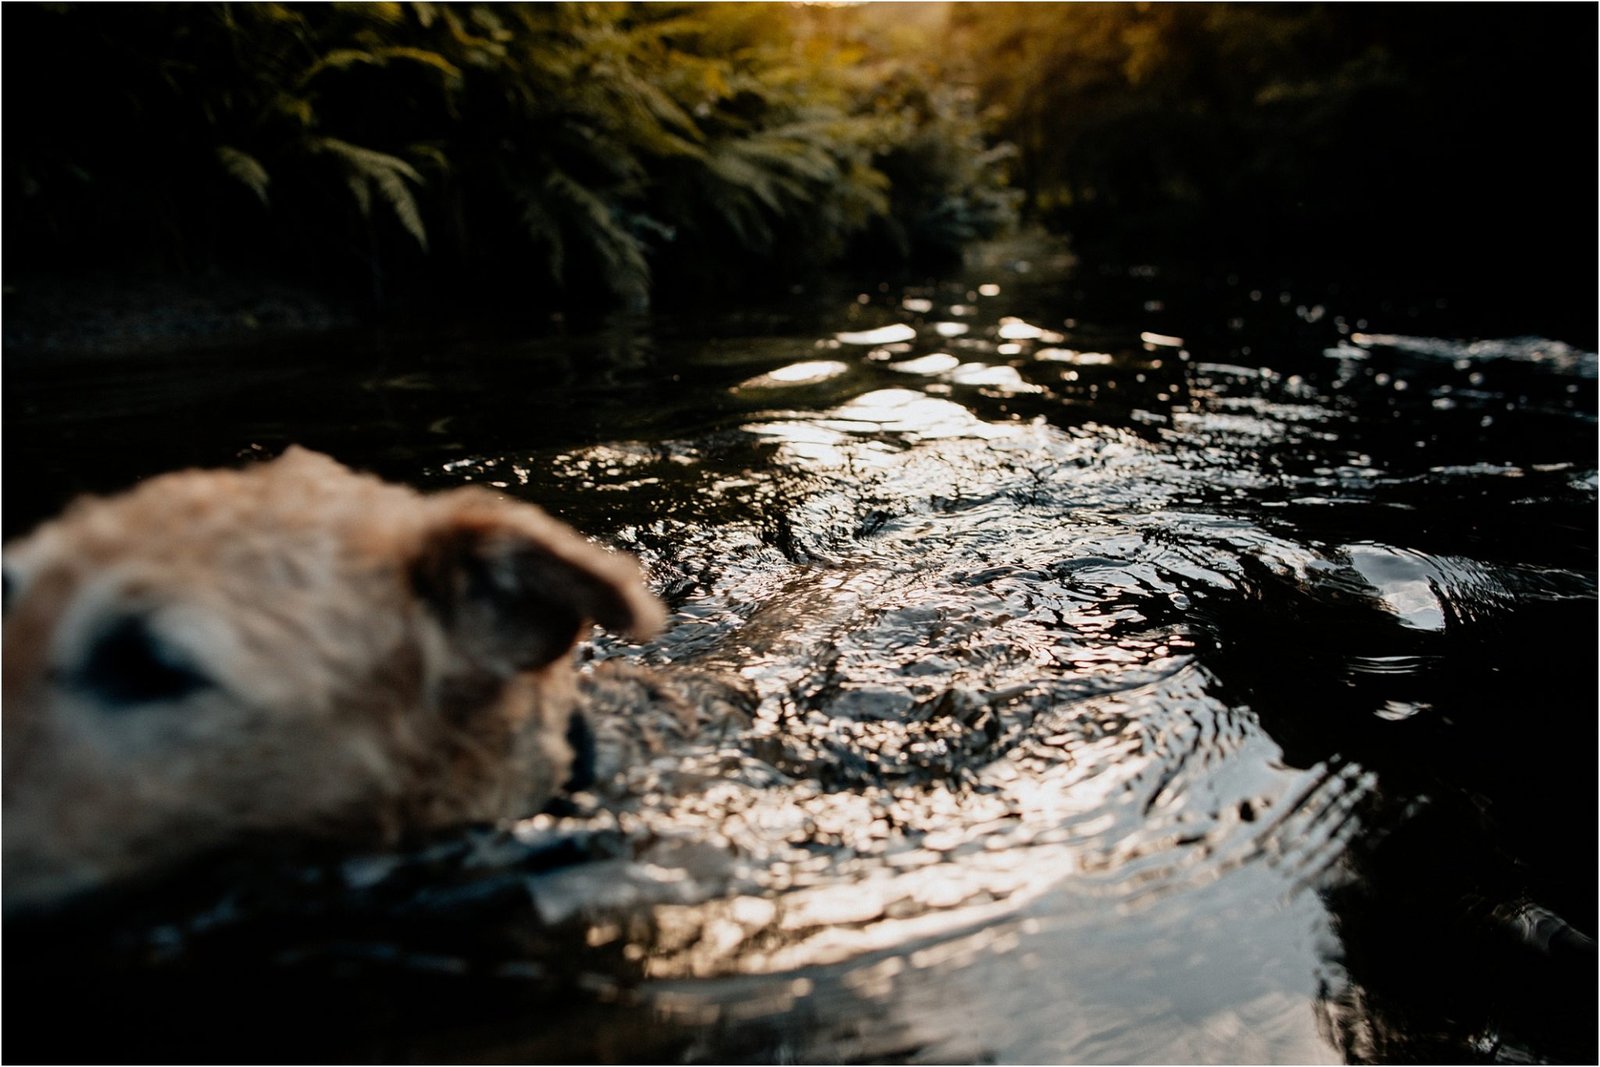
5;237;1595;1064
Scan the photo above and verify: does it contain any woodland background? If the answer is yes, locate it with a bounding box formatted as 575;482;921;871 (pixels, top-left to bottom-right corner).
4;3;1594;319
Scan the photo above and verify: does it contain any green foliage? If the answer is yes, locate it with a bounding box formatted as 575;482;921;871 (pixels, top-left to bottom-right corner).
10;3;1587;307
950;3;1597;267
216;147;271;207
4;2;1019;308
314;137;429;250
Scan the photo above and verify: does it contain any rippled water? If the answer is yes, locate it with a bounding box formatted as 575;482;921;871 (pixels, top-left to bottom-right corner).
5;237;1596;1063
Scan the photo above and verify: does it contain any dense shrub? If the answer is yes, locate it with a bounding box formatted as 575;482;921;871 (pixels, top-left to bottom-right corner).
10;3;1588;315
3;2;1017;309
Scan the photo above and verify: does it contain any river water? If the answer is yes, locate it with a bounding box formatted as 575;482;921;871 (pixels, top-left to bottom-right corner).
4;236;1596;1063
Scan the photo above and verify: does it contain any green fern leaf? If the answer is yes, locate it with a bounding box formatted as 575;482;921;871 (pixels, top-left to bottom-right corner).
545;169;650;304
216;146;271;207
314;137;428;249
300;46;461;87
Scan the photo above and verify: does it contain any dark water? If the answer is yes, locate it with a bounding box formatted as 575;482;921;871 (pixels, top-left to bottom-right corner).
4;236;1596;1064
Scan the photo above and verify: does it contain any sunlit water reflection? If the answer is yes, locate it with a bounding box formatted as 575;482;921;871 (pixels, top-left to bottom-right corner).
5;237;1595;1063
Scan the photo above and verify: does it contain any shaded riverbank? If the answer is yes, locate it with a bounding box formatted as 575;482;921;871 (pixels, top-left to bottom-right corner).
3;273;354;358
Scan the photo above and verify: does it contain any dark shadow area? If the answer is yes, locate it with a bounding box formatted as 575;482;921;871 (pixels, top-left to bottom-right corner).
954;4;1599;348
1;2;1011;325
1192;565;1597;1063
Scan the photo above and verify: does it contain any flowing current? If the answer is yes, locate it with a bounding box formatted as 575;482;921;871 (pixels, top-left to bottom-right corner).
6;238;1595;1063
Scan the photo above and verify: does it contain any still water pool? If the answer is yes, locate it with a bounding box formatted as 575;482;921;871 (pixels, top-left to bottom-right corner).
5;237;1596;1063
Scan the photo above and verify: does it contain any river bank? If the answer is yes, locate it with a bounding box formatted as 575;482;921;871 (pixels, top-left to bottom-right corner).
3;273;356;359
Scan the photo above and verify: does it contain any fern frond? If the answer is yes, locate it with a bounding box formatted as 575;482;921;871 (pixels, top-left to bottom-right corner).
544;169;650;303
271;93;316;130
314;137;428;249
216;146;271;206
705;134;834;215
409;1;438;29
366;2;407;25
628;77;707;150
513;183;566;282
300;46;461;87
302;48;383;80
407;142;451;175
374;45;462;83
